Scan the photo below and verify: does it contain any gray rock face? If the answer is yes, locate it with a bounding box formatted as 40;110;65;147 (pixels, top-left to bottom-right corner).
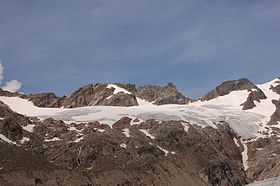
25;92;65;108
0;117;23;142
104;93;138;106
247;137;280;181
63;83;111;108
61;83;138;108
201;78;259;101
136;82;191;105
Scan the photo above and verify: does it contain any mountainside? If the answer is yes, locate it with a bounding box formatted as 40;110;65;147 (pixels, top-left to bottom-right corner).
0;77;279;186
23;82;191;108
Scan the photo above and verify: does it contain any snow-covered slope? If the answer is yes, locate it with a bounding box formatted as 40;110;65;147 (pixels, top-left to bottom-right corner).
252;78;280;122
1;78;280;140
247;176;280;186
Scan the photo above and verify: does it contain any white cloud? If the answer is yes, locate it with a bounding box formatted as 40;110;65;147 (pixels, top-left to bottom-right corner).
0;62;23;92
0;62;4;83
2;80;22;93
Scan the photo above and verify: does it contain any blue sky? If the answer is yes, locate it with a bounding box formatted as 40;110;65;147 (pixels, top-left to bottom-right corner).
0;0;280;98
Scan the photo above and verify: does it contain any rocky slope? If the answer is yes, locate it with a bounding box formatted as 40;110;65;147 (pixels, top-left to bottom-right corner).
136;82;191;105
0;77;279;186
20;82;191;108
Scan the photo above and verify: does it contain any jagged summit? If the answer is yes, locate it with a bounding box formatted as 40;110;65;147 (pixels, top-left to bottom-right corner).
201;78;261;100
11;82;192;108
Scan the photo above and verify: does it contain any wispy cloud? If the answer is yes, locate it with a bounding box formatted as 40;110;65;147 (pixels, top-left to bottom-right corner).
2;80;22;93
0;62;4;82
0;61;22;92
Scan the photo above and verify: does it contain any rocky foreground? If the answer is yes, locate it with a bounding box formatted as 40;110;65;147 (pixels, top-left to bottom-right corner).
0;78;280;186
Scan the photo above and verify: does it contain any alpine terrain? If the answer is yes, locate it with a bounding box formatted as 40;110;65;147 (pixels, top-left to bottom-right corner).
0;77;280;186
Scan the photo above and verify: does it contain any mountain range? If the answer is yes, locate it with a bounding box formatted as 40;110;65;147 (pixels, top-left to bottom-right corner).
0;77;279;186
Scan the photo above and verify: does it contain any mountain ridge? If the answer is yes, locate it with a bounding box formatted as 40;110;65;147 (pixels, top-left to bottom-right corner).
2;77;277;109
0;77;279;185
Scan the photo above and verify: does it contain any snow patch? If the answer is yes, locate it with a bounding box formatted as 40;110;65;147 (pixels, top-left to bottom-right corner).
68;126;83;134
241;140;249;171
72;136;84;143
181;122;189;132
246;176;280;186
107;84;131;95
0;134;17;145
97;129;106;133
20;137;30;144
139;129;155;139
22;124;35;132
157;145;169;156
136;97;153;106
120;143;127;149
122;128;130;138
170;151;176;155
44;137;61;142
233;138;240;147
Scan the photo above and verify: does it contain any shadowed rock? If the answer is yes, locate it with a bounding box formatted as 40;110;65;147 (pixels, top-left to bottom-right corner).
0;117;23;142
241;90;267;110
136;82;191;105
26;92;65;108
112;117;132;129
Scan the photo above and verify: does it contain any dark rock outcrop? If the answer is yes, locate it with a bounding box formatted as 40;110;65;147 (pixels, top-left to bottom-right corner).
0;117;23;142
112;117;132;129
241;90;267;110
136;82;191;105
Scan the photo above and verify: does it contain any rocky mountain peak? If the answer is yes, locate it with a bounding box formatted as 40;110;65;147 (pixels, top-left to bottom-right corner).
136;82;191;105
200;78;268;110
201;78;258;101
